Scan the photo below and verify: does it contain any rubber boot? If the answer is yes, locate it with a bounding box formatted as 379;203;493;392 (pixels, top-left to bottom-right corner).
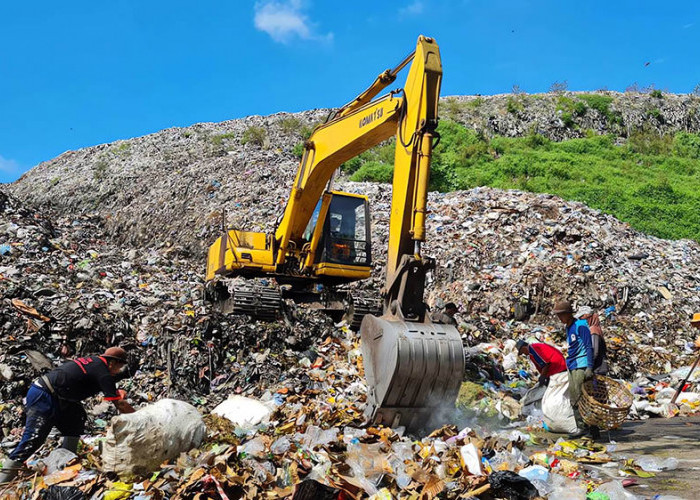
61;436;80;454
0;458;21;484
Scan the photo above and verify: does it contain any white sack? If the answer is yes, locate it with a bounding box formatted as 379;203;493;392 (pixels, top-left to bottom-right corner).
102;399;206;478
541;372;579;434
212;395;272;428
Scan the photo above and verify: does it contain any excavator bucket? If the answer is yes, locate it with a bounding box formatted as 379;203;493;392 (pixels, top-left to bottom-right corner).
360;314;465;432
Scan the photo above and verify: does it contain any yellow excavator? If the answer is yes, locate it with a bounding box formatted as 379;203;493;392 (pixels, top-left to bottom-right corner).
206;36;464;430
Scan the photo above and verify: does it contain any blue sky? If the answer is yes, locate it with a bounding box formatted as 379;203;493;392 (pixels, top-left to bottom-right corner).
1;0;698;183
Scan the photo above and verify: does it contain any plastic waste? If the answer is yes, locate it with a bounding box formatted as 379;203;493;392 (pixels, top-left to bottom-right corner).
270;436;291;455
594;480;643;500
40;486;84;500
636;455;679;472
548;473;587;500
518;464;549;482
459;443;482;475
530;478;552;497
488;470;538;499
212;395;273;428
41;448;78;475
101;399;206;478
240;436;266;458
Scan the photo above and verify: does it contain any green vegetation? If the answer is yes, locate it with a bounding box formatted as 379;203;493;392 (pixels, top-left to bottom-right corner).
292;142;305;158
650;89;664;99
346;118;700;242
241;126;267;147
443;97;467;120
506;96;524;114
648;107;664;123
93;160;108;181
278;116;302;135
556;96;587;128
466;97;484;109
577;94;624;126
210;132;237;147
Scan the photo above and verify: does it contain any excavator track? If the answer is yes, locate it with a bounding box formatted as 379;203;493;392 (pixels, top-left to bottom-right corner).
227;284;282;322
208;280;282;322
343;292;383;331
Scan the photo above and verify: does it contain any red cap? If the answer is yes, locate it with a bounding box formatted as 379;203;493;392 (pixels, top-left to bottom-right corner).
102;346;127;363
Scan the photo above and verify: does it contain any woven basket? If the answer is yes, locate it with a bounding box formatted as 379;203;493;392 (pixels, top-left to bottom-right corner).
579;375;633;430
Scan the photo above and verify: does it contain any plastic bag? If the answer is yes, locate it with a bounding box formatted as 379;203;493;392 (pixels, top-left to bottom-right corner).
488;470;538;500
40;486;84;500
212;395;273;428
42;448;78;475
541;372;578;434
101;399;206;478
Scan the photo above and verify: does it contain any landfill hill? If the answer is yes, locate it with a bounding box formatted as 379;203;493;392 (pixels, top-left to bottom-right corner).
2;91;700;365
2;94;700;497
7;91;700;257
1;185;700;498
3;91;700;367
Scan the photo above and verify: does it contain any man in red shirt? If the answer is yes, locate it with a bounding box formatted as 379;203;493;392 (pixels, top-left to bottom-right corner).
0;347;136;484
517;339;567;386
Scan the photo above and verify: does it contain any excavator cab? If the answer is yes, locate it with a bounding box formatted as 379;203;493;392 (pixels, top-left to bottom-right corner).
305;192;372;281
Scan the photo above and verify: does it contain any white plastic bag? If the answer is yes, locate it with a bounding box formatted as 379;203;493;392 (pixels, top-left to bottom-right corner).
212;395;273;428
541;372;578;433
102;399;206;478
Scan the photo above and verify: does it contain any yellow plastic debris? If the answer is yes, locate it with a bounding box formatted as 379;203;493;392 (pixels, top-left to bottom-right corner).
105;481;133;500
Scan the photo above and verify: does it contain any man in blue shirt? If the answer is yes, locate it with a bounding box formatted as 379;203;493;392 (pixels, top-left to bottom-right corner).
553;300;594;438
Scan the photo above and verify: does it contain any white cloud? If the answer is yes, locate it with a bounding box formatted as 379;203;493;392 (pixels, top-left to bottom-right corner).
399;0;424;17
0;155;23;182
254;1;332;44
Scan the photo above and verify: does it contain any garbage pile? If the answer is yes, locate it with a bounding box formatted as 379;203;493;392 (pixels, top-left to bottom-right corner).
0;316;673;500
354;184;700;379
0;187;326;434
628;363;700;419
3;167;700;498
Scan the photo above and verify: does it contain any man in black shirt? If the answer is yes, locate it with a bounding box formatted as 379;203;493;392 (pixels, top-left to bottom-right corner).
0;346;136;484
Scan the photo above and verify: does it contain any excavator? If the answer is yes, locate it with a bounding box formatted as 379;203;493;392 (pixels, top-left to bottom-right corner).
206;36;464;430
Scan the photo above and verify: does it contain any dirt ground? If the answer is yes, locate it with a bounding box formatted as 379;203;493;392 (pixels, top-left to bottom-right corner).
527;416;700;499
603;416;700;499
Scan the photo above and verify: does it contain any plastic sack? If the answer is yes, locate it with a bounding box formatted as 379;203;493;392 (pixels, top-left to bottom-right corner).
541;372;578;433
102;399;206;478
212;395;273;428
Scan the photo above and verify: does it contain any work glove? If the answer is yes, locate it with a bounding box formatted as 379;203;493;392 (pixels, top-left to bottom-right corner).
538;374;550;387
584;368;594;380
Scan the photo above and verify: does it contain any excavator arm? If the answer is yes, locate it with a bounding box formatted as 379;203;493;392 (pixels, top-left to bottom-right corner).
359;37;465;432
274;92;403;265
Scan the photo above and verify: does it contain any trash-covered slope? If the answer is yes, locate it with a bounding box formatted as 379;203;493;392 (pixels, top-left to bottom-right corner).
2;182;700;497
0;187;329;427
9;92;700;258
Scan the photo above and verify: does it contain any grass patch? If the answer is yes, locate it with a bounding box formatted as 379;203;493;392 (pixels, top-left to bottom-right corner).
578;94;624;125
348;118;700;242
506;96;524;114
241;126;267;147
278;116;302;135
210;132;237;147
93;160;108;181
